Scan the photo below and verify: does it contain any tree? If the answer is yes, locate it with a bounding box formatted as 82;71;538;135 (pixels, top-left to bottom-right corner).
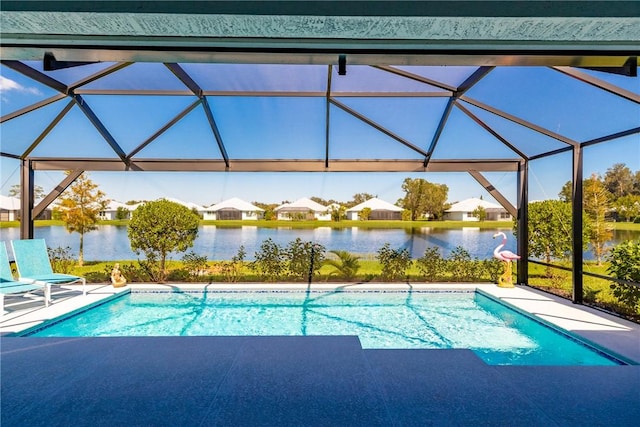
515;200;588;277
607;241;640;313
115;206;130;220
400;178;448;220
56;172;107;266
634;171;640;195
472;205;487;221
8;184;46;200
583;174;613;265
358;207;371;221
558;180;572;203
128;199;200;282
603;163;634;199
349;193;375;208
613;195;640;222
324;250;361;281
329;204;346;222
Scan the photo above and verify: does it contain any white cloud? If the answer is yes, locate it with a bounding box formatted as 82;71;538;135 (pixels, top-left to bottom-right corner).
0;75;42;98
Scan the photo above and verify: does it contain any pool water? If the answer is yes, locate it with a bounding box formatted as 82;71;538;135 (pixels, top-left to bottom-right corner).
29;291;621;366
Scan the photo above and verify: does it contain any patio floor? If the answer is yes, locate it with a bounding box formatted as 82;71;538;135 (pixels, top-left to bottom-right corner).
1;283;639;426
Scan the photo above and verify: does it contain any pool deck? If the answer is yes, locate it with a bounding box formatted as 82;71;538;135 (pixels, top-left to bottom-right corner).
1;283;639;426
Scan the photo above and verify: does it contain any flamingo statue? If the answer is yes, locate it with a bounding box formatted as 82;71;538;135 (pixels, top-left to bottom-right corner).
492;232;520;288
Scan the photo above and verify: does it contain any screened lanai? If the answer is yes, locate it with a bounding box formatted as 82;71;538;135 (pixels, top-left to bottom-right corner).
1;1;639;306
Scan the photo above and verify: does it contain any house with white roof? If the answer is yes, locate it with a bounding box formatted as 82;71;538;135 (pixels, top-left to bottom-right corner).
0;195;20;221
275;197;330;221
98;200;140;220
0;195;52;221
346;197;402;220
203;197;264;220
444;197;512;221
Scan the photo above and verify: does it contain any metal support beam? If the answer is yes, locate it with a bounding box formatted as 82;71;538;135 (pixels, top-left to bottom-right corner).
1;60;68;94
21;99;75;158
468;170;517;217
456;66;494;95
325;65;333;168
426;98;455;161
0;93;67;124
33;170;84;218
373;65;456;93
29;158;521;173
19;159;34;239
459;96;579;147
73;95;128;164
581;126;640;149
127;99;201;159
201;97;229;167
68;62;132;92
455;101;528;160
164;63;204;97
552;66;640;104
572;146;584;304
329;98;430;158
517;160;528;285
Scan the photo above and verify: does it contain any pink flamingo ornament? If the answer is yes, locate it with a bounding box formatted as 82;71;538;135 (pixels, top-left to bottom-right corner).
492;232;520;287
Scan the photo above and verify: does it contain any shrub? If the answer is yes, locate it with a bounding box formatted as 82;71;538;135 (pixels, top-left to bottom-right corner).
377;243;412;281
448;246;472;281
128;199;200;282
286;238;326;281
607;241;640;312
251;238;287;282
415;247;445;281
220;246;246;283
483;258;504;283
324;250;361;281
181;251;208;280
47;246;75;274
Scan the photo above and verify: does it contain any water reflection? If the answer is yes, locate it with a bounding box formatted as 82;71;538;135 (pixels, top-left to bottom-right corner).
0;225;636;262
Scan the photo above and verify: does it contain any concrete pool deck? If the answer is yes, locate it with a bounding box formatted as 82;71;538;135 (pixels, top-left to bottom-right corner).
1;283;639;425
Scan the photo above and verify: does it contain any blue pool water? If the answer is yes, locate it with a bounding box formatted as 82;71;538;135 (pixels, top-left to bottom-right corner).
29;291;621;366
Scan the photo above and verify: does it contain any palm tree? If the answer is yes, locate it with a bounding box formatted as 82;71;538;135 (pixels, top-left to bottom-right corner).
324;250;361;281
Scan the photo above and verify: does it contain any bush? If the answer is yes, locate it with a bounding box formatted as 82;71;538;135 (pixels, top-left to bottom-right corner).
415;247;445;281
607;240;640;312
47;246;75;274
251;238;287;282
286;238;326;281
324;250;361;281
181;251;208;280
220;246;246;283
448;246;472;281
483;258;504;283
377;243;412;281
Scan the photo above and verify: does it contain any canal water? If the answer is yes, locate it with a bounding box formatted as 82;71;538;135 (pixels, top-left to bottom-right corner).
0;226;636;262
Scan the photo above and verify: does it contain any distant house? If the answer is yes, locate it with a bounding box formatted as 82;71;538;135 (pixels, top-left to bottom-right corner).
444;198;512;221
0;195;52;221
275;197;330;221
346;197;402;220
203;197;264;220
98;200;139;220
0;195;20;221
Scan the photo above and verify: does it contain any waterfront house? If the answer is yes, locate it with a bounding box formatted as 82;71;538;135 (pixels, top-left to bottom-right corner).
203;197;264;220
0;195;20;221
275;197;330;221
444;197;512;221
346;197;402;220
98;200;139;220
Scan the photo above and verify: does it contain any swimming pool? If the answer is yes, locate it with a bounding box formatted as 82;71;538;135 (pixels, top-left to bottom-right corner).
27;290;622;366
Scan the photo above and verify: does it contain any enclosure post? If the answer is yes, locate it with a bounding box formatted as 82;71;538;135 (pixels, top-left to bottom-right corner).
516;160;528;285
20;159;34;239
572;146;584;304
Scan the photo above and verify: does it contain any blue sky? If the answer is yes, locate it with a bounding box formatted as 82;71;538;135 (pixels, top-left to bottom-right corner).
1;63;638;207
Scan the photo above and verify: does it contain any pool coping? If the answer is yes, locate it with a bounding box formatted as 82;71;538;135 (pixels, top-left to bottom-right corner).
1;282;639;363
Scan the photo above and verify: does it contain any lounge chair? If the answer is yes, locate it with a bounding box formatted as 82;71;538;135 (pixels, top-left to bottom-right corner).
11;239;86;304
1;243;48;313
